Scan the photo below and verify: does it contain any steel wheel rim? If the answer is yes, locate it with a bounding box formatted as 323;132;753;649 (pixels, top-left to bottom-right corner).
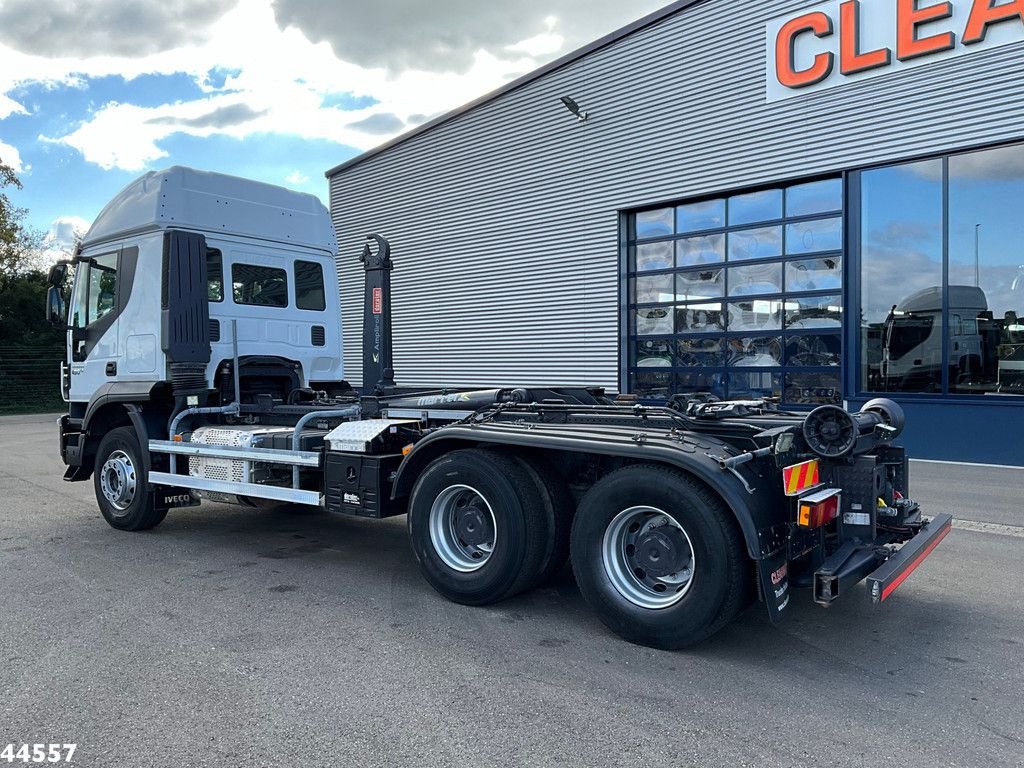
429;484;497;573
602;506;695;610
100;449;137;515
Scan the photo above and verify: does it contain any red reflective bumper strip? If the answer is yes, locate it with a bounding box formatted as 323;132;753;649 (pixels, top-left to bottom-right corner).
880;523;951;601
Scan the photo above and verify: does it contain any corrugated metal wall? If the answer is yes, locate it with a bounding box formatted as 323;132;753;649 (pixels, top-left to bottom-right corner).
329;0;1024;389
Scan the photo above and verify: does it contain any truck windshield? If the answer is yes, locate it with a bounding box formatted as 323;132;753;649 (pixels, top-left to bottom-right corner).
887;316;934;360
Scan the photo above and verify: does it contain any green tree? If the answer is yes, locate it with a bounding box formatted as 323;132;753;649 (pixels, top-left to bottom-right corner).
0;160;64;412
0;160;45;290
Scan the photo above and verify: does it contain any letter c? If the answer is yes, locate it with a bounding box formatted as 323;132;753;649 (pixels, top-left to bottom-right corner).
776;12;836;89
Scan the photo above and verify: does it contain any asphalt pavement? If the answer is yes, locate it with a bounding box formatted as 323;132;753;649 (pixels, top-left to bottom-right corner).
1;413;1022;768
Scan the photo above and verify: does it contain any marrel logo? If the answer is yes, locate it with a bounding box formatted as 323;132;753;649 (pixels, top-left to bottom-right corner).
766;0;1024;101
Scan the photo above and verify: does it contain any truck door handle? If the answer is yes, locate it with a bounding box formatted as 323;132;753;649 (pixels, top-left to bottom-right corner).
105;362;117;376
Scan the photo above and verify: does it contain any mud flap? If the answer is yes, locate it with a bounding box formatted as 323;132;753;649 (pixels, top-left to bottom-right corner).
758;547;792;623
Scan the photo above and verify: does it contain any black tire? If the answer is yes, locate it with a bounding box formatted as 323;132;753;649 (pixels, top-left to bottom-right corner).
570;464;749;650
93;426;168;532
517;454;574;588
408;449;549;606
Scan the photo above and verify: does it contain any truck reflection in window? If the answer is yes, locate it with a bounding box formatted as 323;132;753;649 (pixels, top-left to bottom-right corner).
232;263;288;307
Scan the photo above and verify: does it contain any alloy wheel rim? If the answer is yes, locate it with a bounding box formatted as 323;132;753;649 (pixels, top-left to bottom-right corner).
99;449;137;515
602;506;696;610
429;484;497;573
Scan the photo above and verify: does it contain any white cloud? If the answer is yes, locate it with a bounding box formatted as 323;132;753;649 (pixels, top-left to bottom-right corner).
0;93;28;121
45;215;90;249
1;0;666;173
506;17;565;58
285;170;309;186
17;0;555;170
0;139;26;172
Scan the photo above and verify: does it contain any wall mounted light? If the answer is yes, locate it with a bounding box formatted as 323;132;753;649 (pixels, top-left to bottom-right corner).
559;96;589;122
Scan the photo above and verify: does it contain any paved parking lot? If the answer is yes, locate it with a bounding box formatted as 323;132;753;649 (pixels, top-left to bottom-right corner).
1;413;1022;767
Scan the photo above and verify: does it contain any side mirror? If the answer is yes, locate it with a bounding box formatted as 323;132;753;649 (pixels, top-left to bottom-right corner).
46;285;67;327
47;261;68;287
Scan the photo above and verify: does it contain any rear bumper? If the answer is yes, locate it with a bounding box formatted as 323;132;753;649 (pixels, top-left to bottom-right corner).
865;514;953;603
813;513;952;605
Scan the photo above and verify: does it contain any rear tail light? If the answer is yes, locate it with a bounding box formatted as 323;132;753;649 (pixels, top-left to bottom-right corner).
797;488;841;528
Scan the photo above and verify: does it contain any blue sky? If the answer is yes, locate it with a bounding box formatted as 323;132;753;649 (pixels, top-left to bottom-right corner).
0;0;666;253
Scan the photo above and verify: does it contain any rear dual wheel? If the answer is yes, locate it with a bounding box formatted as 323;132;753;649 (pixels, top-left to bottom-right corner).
407;449;572;606
570;465;749;650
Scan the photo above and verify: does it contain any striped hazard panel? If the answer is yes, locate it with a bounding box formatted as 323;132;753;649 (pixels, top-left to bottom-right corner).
783;459;820;497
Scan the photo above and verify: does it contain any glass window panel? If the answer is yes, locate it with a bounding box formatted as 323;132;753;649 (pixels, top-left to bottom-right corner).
948;143;1024;395
729;189;783;226
634;307;673;336
676;303;726;333
786;256;842;292
728;299;783;332
727;336;783;367
860;159;944;393
85;252;119;325
676;268;725;302
634;208;674;239
785;294;843;329
631;370;672;400
786;334;842;367
784;372;842;405
207;249;224;303
728;263;783;297
676;234;725;267
635;274;675;304
787;178;843;217
634;241;674;271
676;337;726;367
295;260;326;311
634;339;673;368
786;217;842;255
676;371;726;400
232;263;289;307
728;372;782;400
728;226;782;261
676;199;725;234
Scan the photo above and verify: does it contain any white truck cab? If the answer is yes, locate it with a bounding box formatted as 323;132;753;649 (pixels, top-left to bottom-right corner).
50;166;348;480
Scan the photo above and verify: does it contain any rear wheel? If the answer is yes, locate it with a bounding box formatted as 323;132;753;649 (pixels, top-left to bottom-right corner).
408;449;548;606
570;464;749;649
93;427;167;531
517;454;574;587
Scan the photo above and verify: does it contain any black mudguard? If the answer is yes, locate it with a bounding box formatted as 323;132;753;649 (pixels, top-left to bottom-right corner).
393;421;790;618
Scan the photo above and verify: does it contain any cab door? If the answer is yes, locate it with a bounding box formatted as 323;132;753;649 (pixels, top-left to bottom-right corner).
68;249;124;402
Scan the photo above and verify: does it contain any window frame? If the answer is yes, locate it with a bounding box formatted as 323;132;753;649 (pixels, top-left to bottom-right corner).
851;139;1024;404
625;175;845;407
294;259;327;312
230;262;290;308
207;248;224;304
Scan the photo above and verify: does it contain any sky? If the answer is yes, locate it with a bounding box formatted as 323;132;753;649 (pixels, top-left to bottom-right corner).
0;0;668;254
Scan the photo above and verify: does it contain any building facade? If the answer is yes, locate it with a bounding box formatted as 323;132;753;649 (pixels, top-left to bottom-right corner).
327;0;1024;465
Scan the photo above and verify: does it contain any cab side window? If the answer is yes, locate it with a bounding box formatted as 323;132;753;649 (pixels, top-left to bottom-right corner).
207;249;224;302
232;263;288;307
295;261;326;311
71;252;119;327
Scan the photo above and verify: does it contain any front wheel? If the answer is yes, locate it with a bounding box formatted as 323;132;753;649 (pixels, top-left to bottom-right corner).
570;464;749;650
93;426;167;531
